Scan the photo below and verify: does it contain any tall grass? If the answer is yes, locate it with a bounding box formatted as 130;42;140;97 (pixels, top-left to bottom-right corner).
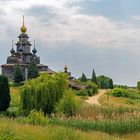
49;117;140;135
76;104;140;120
0;117;125;140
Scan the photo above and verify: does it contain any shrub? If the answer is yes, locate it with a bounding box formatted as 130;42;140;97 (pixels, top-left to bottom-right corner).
19;110;49;126
110;88;140;100
0;75;10;111
56;90;79;117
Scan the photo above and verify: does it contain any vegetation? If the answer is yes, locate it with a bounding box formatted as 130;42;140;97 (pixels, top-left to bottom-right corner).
56;90;79;117
97;75;113;89
2;118;140;140
20;73;68;115
28;60;39;79
91;69;97;84
0;75;10;111
80;73;87;82
110;88;140;100
13;64;24;84
137;81;140;90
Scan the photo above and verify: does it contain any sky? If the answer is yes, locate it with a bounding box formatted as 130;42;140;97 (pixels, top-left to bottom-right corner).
1;0;140;86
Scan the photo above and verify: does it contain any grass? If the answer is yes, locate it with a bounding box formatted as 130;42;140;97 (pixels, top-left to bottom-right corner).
1;86;140;139
99;90;140;107
0;117;140;140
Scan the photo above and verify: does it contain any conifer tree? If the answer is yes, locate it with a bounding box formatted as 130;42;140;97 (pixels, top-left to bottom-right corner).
109;79;114;89
91;69;97;84
81;73;87;82
14;64;24;83
28;60;39;79
0;75;10;111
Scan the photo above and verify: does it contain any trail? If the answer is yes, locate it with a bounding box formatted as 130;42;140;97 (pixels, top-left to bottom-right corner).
85;89;107;106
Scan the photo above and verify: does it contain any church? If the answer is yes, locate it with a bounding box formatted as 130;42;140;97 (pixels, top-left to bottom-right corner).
1;17;86;90
1;17;54;81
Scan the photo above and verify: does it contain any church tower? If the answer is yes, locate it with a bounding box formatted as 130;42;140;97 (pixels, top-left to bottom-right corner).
1;16;53;81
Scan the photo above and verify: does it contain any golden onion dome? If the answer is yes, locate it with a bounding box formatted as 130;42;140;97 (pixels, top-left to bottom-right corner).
21;16;27;33
21;24;27;33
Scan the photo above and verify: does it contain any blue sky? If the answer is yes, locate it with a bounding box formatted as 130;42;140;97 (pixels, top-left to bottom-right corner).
0;0;140;86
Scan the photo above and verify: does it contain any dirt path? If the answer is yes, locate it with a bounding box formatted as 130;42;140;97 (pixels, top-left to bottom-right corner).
85;89;107;106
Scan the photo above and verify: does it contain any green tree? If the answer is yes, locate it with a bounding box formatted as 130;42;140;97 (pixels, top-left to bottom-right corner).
137;81;140;90
97;75;113;89
91;69;97;84
20;73;68;115
109;79;114;89
81;73;87;82
28;60;39;79
0;75;10;111
13;64;24;84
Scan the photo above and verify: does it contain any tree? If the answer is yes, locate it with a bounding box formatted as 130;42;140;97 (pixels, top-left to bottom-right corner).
97;75;113;89
28;60;39;79
14;64;24;83
20;73;68;115
81;73;87;82
0;75;10;111
109;79;114;89
137;81;140;90
91;69;97;84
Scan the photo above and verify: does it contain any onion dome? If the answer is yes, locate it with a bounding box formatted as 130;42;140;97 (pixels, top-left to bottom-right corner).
32;40;37;54
10;40;15;54
18;46;23;52
10;47;15;54
21;16;27;33
32;47;37;54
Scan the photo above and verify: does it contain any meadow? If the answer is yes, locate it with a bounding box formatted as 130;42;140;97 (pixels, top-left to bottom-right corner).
0;85;140;140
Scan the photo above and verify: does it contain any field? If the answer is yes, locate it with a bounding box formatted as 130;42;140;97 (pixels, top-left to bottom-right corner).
0;86;140;140
0;117;140;140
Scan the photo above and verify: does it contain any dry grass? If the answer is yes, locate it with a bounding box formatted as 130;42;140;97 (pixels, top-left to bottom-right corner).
0;117;140;140
98;91;139;107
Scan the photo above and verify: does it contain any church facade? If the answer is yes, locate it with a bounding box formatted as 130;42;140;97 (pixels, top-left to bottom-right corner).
1;17;54;81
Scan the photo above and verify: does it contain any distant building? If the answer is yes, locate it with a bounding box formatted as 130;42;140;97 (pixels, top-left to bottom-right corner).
1;17;53;81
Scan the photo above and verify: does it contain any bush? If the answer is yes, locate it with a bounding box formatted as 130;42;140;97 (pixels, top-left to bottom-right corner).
0;75;10;111
76;81;98;97
19;110;49;126
56;90;79;117
110;88;140;100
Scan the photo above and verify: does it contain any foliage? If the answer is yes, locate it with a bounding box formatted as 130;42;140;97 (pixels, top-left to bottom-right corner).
20;73;68;115
13;64;24;84
110;88;140;100
56;90;79;117
97;75;113;89
109;79;114;89
76;81;98;96
137;81;140;90
19;110;49;126
80;73;87;82
0;75;10;111
91;69;97;84
86;81;98;96
28;60;39;79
